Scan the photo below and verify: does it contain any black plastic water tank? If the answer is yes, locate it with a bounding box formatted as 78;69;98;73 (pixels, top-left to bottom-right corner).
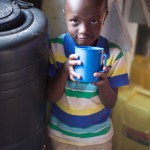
0;0;49;150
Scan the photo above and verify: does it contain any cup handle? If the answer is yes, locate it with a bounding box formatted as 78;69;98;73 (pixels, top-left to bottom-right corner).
99;54;108;73
103;54;108;66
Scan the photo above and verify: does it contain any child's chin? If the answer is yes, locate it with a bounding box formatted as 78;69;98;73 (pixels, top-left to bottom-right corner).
76;41;89;46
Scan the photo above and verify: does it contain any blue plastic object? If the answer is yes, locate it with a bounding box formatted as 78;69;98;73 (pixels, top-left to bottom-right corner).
74;46;108;82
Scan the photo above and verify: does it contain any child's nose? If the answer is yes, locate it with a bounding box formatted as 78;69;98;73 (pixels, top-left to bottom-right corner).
78;23;89;34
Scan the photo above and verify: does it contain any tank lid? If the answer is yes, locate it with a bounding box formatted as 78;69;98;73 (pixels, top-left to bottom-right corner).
0;3;13;19
0;1;24;31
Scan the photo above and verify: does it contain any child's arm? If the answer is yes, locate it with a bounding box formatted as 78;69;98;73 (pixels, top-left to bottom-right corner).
47;65;69;103
47;54;81;103
93;68;118;108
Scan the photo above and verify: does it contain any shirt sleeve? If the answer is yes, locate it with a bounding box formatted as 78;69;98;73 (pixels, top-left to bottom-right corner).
106;47;129;88
48;41;58;77
48;36;67;77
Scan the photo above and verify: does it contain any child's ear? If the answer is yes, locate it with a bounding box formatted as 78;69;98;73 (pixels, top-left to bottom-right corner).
63;9;65;15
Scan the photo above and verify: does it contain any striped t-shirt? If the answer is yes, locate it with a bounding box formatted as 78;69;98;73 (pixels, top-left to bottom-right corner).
48;33;129;146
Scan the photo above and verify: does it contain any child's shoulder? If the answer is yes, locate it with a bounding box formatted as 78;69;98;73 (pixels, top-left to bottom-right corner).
49;34;66;44
106;40;125;60
108;41;122;51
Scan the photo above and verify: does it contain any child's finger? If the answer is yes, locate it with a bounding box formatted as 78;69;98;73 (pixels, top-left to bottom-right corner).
93;72;107;86
70;72;81;81
103;66;110;73
69;60;82;66
69;54;79;59
69;66;81;80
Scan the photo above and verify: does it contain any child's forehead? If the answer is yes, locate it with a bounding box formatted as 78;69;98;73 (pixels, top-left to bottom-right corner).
65;0;105;13
65;0;105;4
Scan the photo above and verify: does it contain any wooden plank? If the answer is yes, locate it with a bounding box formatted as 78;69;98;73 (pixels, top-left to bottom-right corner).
141;0;150;27
129;0;147;25
101;0;132;51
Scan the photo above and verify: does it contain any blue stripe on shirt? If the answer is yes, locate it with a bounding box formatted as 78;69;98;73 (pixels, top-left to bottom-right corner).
50;115;110;133
51;103;111;128
108;73;129;88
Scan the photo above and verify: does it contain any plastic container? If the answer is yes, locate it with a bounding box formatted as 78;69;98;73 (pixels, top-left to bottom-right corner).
112;85;150;150
130;55;150;90
0;1;49;150
74;46;108;82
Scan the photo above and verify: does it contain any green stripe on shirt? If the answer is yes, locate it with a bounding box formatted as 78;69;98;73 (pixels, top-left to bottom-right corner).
108;42;123;61
50;123;111;138
65;89;99;98
108;42;121;50
115;50;123;61
50;37;64;44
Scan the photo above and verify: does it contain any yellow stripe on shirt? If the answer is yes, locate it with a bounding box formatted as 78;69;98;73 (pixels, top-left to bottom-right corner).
56;100;105;116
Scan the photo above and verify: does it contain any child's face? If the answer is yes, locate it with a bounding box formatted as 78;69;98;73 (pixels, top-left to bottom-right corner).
65;0;107;46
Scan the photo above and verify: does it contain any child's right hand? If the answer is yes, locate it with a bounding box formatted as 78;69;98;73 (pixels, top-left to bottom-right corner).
64;54;82;81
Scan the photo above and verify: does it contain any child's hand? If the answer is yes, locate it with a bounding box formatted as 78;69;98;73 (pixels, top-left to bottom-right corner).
92;66;110;86
64;54;82;81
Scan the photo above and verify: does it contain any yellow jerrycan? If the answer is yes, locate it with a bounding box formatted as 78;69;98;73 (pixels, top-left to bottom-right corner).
130;55;150;90
112;85;150;150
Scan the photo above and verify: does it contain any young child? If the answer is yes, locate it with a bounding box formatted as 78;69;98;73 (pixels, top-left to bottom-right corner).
46;0;129;149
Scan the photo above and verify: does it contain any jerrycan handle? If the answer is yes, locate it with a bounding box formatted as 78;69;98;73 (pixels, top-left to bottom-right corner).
134;86;150;97
99;52;108;73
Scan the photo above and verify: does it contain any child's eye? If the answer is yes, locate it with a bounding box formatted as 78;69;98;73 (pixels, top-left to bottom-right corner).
71;19;79;25
90;19;99;25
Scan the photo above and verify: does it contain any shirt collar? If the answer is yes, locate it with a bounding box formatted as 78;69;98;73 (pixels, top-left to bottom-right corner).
64;33;109;57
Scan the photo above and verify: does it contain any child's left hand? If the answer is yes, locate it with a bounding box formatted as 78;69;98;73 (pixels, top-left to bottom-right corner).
92;66;110;86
